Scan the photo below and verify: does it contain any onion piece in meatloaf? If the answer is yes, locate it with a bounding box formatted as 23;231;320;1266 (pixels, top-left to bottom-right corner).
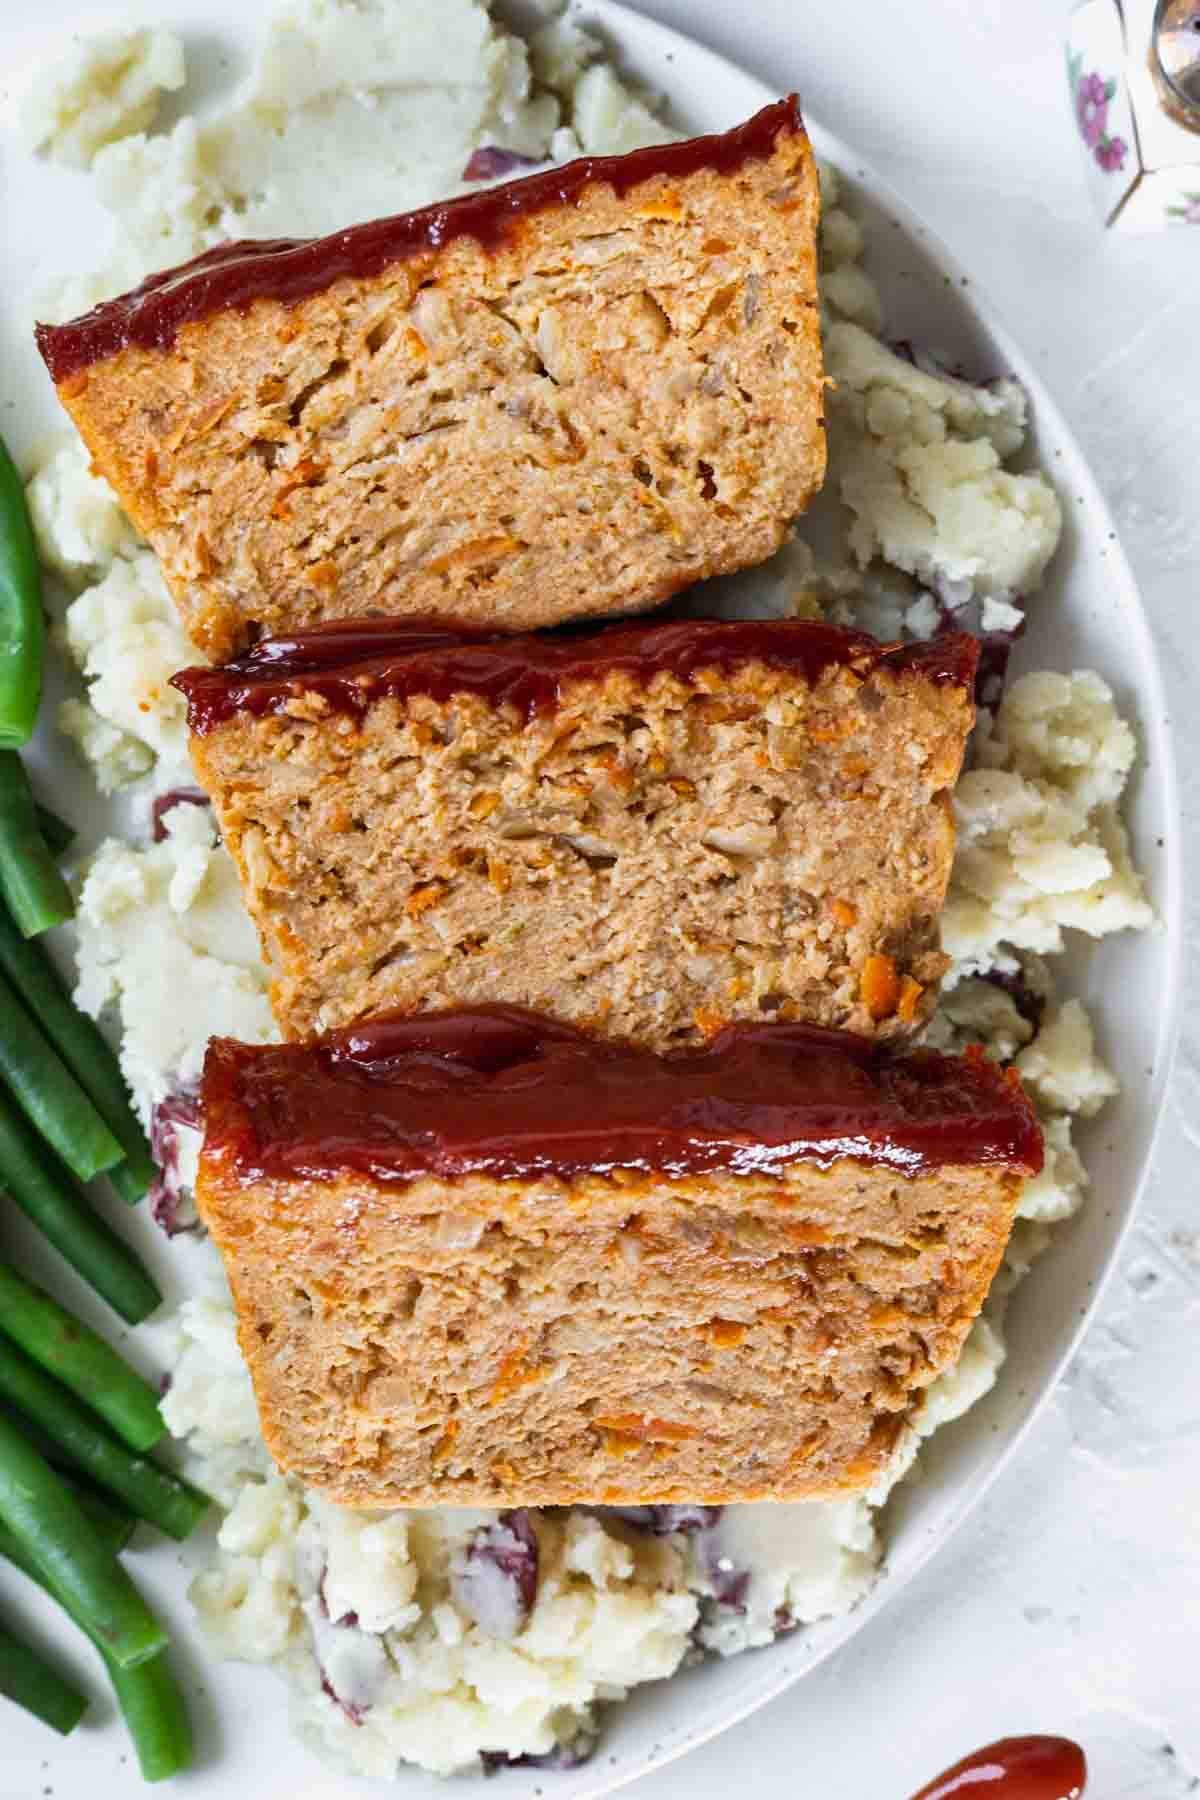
36;98;825;661
196;1007;1042;1509
173;618;979;1046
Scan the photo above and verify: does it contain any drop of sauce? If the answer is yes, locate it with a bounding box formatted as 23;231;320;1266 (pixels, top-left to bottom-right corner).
910;1736;1086;1800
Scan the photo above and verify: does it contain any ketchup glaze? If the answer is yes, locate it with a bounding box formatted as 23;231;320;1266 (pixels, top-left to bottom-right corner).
201;1006;1043;1189
36;97;806;384
910;1736;1087;1800
172;616;979;734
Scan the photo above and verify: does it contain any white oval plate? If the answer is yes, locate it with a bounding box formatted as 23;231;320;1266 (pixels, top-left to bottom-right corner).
0;2;1182;1796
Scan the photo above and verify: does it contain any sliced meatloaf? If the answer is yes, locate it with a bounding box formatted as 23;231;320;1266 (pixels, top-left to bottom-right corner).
173;618;978;1045
196;1007;1042;1509
37;98;824;660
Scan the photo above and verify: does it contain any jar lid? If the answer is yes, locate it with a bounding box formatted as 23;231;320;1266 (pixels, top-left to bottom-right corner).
1154;0;1200;120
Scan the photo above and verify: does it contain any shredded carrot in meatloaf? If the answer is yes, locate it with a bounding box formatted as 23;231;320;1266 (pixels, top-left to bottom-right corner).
429;1420;459;1464
405;879;448;919
860;952;900;1020
593;1414;701;1444
896;974;925;1022
488;1338;545;1406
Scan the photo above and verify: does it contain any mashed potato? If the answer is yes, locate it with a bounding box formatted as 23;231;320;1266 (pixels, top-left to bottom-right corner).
74;804;276;1117
924;964;1113;1231
26;439;141;588
24;0;1150;1779
27;438;194;790
823;320;1062;603
569;61;675;155
20;27;184;169
943;671;1152;974
56;552;196;792
815;165;1062;610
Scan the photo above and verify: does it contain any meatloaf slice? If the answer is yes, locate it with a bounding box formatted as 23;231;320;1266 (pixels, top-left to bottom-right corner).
174;618;978;1046
36;98;824;660
196;1008;1042;1509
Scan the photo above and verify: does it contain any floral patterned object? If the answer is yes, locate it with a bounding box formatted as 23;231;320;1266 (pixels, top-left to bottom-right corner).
1068;51;1130;171
1067;0;1200;231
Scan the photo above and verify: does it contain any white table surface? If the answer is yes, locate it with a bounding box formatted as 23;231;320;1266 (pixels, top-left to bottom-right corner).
618;2;1199;1796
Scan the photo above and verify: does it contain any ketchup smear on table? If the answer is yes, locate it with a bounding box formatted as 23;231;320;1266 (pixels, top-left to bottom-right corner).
910;1736;1086;1800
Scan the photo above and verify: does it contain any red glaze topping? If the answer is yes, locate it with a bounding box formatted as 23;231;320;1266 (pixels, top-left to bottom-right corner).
36;97;805;384
201;1007;1043;1188
172;617;979;734
911;1737;1087;1800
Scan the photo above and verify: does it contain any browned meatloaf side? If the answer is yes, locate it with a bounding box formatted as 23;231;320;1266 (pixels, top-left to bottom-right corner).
173;619;978;1046
195;1008;1042;1509
36;98;825;660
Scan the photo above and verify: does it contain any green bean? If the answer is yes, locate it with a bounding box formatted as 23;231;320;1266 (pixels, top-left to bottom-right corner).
0;1517;53;1591
0;1398;74;1466
0;1089;160;1324
106;1648;193;1782
0;1405;137;1554
34;805;73;857
69;1483;137;1556
0;751;72;936
0;965;123;1182
0;1413;165;1667
0;436;43;752
0;1262;165;1451
0;1523;192;1779
0;1615;87;1735
108;1161;151;1206
0;903;155;1200
0;1343;207;1542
